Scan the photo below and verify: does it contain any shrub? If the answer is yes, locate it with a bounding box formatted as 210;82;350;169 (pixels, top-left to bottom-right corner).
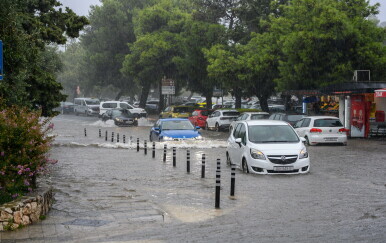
0;101;56;204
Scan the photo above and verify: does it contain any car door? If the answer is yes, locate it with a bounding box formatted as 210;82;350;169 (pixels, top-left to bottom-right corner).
207;111;218;128
296;118;311;137
228;123;242;165
189;111;198;125
150;120;161;141
233;123;247;167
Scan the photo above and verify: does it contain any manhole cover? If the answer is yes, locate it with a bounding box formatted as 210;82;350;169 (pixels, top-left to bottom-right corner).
63;219;111;227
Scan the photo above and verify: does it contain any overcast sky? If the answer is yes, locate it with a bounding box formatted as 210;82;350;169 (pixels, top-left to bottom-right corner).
60;0;385;22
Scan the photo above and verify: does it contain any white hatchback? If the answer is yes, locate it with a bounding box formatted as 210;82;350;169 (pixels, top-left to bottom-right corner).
293;116;348;146
205;110;240;131
227;120;310;174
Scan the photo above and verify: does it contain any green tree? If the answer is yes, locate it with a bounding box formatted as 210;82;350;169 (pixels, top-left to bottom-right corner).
262;0;386;91
0;0;88;116
175;19;226;109
122;0;189;110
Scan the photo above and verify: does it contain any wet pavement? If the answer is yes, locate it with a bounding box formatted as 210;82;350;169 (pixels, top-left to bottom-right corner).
1;114;385;242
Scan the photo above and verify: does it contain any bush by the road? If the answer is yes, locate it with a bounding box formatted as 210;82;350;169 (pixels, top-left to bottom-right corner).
0;101;56;204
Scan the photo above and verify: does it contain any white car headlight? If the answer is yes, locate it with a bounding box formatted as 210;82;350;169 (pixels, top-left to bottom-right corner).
250;149;266;160
162;136;173;141
195;135;203;140
116;118;122;122
299;148;308;159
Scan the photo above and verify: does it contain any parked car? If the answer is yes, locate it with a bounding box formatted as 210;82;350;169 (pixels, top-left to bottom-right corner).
268;113;307;126
160;106;195;118
188;109;213;128
268;104;286;112
101;109;138;127
226;120;310;174
145;100;159;113
74;98;100;116
293;116;348;146
149;118;203;141
229;112;270;131
205;110;240;131
99;101;147;118
54;102;75;114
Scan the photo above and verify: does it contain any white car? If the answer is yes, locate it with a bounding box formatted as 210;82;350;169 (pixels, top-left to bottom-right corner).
99;101;147;118
229;112;270;131
205;110;240;131
294;116;348;146
227;120;310;174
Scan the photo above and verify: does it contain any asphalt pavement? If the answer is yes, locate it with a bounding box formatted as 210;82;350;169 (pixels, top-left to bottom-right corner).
0;114;385;242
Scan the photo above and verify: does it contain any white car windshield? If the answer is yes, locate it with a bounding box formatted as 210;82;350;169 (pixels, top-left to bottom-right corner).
85;99;100;105
162;120;195;130
248;125;299;143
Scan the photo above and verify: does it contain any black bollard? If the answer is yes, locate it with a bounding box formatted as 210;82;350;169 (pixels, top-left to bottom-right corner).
99;129;101;138
105;131;108;141
163;144;167;162
230;164;236;197
117;133;120;143
111;132;114;143
217;158;221;171
201;154;206;178
137;138;139;152
123;135;126;144
215;167;221;209
173;147;176;167
187;150;190;173
144;140;147;155
152;142;155;158
84;128;87;137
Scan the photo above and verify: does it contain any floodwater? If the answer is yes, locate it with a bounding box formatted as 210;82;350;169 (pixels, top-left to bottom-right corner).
1;114;385;242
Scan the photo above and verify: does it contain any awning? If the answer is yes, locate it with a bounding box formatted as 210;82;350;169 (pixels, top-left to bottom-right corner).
320;82;386;95
375;88;386;98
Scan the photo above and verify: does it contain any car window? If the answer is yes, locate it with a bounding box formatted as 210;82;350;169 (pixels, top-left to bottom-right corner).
201;110;211;116
248;125;299;143
192;111;197;116
236;114;244;121
161;120;194;130
239;124;246;144
294;119;304;128
120;103;129;109
85;99;100;105
174;107;191;113
223;112;240;116
301;118;311;127
313;119;343;127
268;114;275;120
250;114;270;120
233;123;242;138
286;115;305;122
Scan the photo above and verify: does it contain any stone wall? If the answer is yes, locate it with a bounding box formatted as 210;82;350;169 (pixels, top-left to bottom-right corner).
0;186;53;231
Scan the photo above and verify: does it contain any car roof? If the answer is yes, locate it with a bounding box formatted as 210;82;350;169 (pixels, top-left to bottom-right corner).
306;116;340;119
241;112;269;115
218;109;238;112
159;118;189;121
241;120;290;126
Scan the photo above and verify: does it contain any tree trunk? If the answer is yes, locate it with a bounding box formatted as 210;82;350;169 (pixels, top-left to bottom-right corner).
158;79;164;114
139;82;151;109
234;87;242;109
115;90;123;101
205;93;212;110
258;94;269;112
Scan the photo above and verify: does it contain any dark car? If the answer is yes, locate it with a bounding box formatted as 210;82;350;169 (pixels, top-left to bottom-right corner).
268;113;307;126
101;109;138;126
54;102;75;114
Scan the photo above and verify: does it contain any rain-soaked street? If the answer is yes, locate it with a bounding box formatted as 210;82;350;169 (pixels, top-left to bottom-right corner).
1;114;386;242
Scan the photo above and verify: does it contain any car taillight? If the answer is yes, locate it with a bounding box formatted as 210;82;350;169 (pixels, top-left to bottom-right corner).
339;128;349;133
310;128;322;133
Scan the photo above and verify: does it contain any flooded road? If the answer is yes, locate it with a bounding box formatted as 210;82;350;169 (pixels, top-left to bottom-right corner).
1;114;385;242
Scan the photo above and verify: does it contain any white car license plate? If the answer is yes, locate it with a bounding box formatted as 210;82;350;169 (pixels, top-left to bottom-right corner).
274;166;294;171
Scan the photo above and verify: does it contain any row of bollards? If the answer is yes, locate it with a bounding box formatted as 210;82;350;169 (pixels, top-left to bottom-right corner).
85;127;236;209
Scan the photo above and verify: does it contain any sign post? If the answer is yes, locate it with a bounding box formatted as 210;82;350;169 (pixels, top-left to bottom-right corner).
0;40;3;81
161;78;175;106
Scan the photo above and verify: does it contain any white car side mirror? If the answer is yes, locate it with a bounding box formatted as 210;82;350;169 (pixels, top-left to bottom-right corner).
235;138;242;143
300;137;306;143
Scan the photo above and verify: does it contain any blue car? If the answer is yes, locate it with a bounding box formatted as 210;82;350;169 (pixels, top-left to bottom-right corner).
149;118;203;141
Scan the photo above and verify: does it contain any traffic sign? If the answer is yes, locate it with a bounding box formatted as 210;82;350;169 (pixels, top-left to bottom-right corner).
162;86;175;95
0;40;3;81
